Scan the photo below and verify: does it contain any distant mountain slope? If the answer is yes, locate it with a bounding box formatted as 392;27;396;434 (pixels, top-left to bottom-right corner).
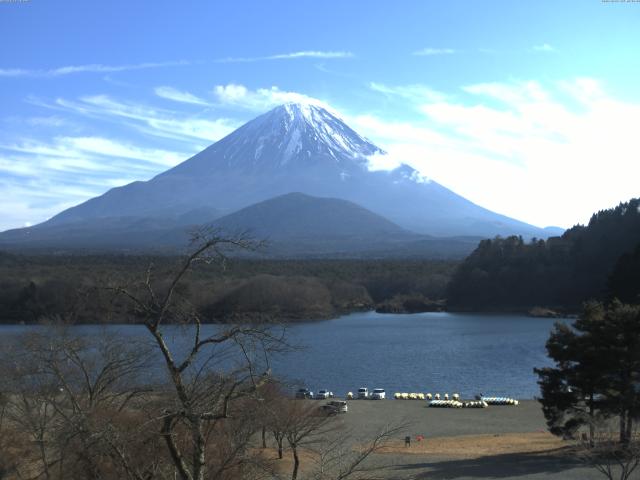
199;192;481;258
210;192;410;239
14;102;557;241
0;192;480;258
0;207;222;250
447;198;640;310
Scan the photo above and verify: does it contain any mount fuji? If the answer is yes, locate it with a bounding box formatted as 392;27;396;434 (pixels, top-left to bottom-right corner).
0;102;561;255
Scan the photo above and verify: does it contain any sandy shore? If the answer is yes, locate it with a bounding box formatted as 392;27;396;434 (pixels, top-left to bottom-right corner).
294;399;603;479
333;398;548;439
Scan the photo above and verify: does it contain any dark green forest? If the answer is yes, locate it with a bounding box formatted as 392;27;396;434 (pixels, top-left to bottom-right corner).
0;253;455;324
447;198;640;311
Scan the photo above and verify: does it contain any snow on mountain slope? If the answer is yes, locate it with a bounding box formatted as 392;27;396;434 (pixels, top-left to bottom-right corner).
164;102;383;175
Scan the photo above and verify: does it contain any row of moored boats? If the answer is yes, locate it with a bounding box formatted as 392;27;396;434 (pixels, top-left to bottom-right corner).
394;393;519;408
429;397;519;408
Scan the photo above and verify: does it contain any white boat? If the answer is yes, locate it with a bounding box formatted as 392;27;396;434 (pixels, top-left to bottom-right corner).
482;396;519;406
428;399;463;408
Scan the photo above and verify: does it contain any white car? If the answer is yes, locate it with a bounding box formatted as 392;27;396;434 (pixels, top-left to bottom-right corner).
357;387;369;399
295;388;313;399
315;389;332;399
371;388;386;400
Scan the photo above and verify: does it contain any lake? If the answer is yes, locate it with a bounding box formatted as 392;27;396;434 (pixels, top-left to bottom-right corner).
0;311;562;399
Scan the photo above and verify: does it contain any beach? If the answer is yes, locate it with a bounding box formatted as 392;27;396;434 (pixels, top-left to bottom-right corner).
287;399;604;479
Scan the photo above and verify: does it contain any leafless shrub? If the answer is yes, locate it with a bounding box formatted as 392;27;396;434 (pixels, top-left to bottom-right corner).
577;418;640;480
308;423;407;480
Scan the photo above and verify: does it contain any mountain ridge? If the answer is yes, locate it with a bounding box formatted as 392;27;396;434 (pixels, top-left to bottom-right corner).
0;192;481;258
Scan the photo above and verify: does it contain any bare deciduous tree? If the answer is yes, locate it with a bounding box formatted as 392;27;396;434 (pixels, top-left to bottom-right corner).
278;401;333;480
2;328;160;480
111;229;287;480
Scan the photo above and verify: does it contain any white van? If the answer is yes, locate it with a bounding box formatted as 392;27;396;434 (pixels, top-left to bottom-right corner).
371;388;386;400
357;387;369;399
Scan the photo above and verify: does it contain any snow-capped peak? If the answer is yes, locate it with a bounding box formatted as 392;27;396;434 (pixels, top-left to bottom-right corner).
171;102;387;178
266;102;384;163
281;101;339;125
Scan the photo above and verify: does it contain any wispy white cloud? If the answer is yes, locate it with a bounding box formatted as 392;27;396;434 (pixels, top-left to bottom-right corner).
532;43;556;52
267;50;353;60
25;116;72;128
33;94;238;143
212;83;332;111
0;90;245;229
462;81;550;104
0;166;142;230
0;135;193;229
0;68;30;77
360;77;640;228
369;82;448;103
217;50;353;63
0;53;350;78
412;47;456;56
1;136;188;173
60;136;186;167
154;86;211;106
0;181;92;230
0;60;190;78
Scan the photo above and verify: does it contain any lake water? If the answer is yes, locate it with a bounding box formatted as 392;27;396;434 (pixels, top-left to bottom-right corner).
0;311;562;399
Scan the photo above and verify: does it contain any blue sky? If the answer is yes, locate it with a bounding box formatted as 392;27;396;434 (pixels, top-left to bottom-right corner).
1;0;639;231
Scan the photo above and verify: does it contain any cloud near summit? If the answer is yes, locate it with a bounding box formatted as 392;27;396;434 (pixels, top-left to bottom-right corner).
358;78;640;228
212;84;331;112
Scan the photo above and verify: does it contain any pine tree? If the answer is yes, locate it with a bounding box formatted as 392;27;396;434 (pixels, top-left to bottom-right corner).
608;244;640;304
535;301;640;444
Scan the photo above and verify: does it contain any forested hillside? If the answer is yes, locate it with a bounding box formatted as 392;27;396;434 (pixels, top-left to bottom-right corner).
447;198;640;311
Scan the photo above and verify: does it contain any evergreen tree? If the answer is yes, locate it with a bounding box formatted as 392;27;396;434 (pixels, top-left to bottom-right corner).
448;197;640;310
535;301;640;444
608;244;640;304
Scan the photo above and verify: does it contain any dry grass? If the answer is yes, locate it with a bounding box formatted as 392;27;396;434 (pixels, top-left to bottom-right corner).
252;447;320;477
376;431;567;459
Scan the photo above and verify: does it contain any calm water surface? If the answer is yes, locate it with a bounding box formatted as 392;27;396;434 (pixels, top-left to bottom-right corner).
0;312;562;399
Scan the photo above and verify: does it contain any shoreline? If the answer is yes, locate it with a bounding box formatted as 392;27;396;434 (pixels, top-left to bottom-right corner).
306;399;597;479
0;307;575;326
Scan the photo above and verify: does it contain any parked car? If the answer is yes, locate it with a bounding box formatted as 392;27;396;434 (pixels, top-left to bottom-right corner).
320;404;339;416
371;388;386;400
357;387;369;399
327;400;348;413
315;389;333;399
295;388;313;399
